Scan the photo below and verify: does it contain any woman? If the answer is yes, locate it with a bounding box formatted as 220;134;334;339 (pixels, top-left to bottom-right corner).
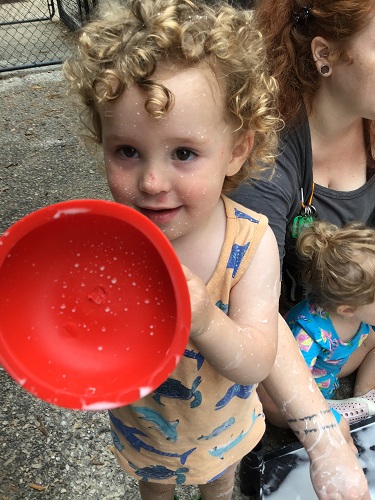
234;0;375;304
232;0;375;420
233;2;375;496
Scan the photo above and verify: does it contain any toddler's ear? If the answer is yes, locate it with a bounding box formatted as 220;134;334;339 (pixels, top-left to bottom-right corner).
336;304;356;317
226;131;254;176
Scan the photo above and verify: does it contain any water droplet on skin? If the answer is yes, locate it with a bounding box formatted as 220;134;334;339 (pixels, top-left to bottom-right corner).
144;299;150;304
74;263;79;268
98;346;103;351
60;304;66;310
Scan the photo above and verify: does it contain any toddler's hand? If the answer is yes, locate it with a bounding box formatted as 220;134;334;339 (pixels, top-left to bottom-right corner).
182;265;215;338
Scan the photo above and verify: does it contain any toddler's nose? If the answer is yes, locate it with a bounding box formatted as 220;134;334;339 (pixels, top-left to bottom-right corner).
139;166;171;195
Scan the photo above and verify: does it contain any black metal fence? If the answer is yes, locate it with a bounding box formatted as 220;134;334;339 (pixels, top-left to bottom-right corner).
0;0;253;74
0;0;95;72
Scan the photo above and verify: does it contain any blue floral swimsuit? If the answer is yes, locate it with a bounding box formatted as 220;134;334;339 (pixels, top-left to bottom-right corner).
286;298;370;398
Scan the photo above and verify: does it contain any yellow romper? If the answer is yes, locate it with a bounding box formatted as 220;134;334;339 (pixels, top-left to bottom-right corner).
109;196;268;484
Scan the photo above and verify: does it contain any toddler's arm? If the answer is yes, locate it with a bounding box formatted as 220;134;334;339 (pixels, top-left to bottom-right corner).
184;225;280;385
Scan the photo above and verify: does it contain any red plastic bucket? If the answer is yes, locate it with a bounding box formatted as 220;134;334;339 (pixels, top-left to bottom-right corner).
0;199;191;410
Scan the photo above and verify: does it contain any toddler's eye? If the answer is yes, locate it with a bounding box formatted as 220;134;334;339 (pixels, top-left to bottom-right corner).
173;148;197;161
119;146;139;158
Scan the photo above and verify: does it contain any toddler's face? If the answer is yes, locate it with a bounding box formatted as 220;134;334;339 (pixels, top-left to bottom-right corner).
99;64;245;242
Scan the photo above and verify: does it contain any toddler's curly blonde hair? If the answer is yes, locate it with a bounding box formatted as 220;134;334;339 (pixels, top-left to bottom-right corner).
63;0;281;193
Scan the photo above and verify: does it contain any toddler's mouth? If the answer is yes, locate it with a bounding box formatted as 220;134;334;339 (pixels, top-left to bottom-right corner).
138;206;181;224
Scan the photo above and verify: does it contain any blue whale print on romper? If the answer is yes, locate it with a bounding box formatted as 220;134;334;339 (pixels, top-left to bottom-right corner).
183;349;205;371
215;300;229;314
109;412;196;465
234;207;259;223
134;406;179;442
209;410;260;460
153;376;202;408
225;208;258;278
215;383;253;410
128;462;189;484
198;417;235;440
110;429;124;451
226;243;250;278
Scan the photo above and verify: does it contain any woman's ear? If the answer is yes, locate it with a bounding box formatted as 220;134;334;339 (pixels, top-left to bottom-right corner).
226;131;255;177
336;304;356;317
311;36;333;75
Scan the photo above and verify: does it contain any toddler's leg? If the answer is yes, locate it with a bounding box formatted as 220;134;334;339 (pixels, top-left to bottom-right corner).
138;480;175;500
197;461;238;500
353;346;375;396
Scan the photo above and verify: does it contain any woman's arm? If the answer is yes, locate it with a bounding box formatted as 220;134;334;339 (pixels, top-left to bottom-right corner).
263;315;370;499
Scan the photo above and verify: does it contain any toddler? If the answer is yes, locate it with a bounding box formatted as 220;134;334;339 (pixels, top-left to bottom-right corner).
64;0;281;498
286;220;375;425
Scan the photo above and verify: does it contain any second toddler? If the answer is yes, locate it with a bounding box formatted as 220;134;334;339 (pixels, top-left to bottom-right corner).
286;220;375;425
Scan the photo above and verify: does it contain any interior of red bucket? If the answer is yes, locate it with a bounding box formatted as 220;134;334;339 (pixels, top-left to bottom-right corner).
0;200;191;410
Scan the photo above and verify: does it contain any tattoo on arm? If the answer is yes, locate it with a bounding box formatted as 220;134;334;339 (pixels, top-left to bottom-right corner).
286;409;337;436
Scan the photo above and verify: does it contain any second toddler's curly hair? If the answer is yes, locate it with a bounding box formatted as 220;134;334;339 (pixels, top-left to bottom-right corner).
297;220;375;312
63;0;281;193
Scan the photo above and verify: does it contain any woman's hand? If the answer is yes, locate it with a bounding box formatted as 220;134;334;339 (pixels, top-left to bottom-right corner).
309;441;369;499
337;416;358;454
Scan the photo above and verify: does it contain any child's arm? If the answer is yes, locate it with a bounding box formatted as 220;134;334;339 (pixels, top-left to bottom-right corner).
263;316;370;499
184;225;280;385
